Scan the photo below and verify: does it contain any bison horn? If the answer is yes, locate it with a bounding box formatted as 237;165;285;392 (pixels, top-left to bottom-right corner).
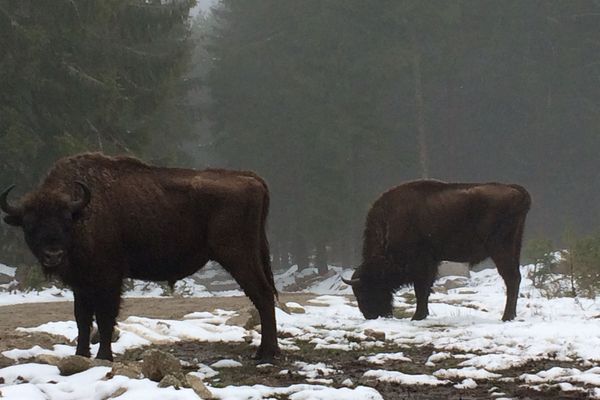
70;181;91;213
341;276;361;286
0;185;23;216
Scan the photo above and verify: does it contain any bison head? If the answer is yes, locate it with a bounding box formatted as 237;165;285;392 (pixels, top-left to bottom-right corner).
343;269;394;319
1;182;91;270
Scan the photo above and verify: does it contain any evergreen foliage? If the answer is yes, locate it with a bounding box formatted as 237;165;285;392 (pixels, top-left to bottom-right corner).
3;0;600;278
204;0;600;272
567;233;600;298
0;0;197;257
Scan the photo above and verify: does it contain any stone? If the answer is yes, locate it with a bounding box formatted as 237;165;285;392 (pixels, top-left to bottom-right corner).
109;362;143;379
158;374;183;389
58;355;94;376
0;273;14;285
34;354;61;366
186;373;214;399
284;302;306;314
91;326;120;344
92;359;113;367
108;387;128;398
364;329;385;342
437;261;470;278
244;307;260;330
440;277;469;290
141;349;182;382
226;306;260;330
0;354;14;368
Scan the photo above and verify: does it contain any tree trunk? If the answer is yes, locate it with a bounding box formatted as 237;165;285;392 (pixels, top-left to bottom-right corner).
315;241;328;275
406;18;429;179
292;232;309;271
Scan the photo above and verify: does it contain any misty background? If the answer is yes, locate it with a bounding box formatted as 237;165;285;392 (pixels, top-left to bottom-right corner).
1;0;600;273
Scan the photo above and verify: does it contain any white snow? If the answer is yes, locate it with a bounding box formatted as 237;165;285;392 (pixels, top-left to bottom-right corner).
358;352;412;364
433;367;501;381
454;378;478;389
363;369;450;386
210;359;243;368
2;264;600;397
209;384;383;400
0;263;16;276
294;362;340;379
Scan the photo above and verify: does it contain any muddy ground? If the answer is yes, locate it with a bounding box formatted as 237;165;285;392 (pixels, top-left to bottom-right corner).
0;295;592;399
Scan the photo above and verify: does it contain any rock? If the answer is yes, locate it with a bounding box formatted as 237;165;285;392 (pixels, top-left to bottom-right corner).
364;329;386;342
0;273;14;285
92;359;113;367
284;302;306;314
0;354;14;368
141;349;182;382
108;387;128;398
226;306;260;330
277;302;291;313
58;355;94;376
437;261;470;278
91;327;120;344
186;373;214;399
210;359;243;369
109;362;143;379
244;308;260;330
34;354;61;366
158;374;183;389
440;277;469;290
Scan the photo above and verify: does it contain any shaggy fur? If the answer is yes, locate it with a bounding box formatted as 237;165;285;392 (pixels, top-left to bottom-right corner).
348;180;531;322
1;153;279;362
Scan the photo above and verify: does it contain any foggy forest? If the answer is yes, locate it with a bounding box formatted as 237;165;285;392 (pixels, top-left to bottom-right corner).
2;2;600;400
3;1;600;273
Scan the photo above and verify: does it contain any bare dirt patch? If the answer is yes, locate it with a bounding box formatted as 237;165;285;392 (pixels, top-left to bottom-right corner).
119;340;585;400
0;295;594;399
0;293;322;355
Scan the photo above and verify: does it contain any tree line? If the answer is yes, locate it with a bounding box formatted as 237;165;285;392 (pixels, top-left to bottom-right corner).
2;1;600;275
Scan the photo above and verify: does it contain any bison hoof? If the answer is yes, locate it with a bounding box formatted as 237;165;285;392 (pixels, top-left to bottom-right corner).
96;351;113;362
411;312;428;321
501;314;516;322
253;346;280;364
75;349;91;358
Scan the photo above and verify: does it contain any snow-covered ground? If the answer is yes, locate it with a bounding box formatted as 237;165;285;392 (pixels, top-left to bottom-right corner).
1;264;600;399
0;263;351;306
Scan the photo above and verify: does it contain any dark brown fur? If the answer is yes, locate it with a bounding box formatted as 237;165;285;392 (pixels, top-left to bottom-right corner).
348;180;531;322
2;153;279;362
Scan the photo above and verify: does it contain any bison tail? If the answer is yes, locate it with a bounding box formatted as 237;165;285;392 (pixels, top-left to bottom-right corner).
510;184;532;214
259;183;278;300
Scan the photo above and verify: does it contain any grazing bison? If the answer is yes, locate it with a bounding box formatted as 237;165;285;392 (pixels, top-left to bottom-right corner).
343;180;531;322
1;153;279;362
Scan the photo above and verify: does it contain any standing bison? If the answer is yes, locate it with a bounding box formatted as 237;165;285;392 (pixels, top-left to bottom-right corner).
1;153;279;362
343;180;531;322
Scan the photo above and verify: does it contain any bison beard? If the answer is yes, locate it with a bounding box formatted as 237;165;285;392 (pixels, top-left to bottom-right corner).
344;180;531;322
1;153;279;363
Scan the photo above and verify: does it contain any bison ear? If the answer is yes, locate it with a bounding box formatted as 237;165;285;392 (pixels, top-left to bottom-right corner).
3;215;22;226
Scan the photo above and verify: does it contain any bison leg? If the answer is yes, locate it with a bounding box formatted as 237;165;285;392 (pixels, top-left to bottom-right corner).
250;291;279;363
492;252;521;321
491;214;526;321
411;257;438;321
215;249;279;364
412;279;431;320
94;288;121;361
74;291;93;358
